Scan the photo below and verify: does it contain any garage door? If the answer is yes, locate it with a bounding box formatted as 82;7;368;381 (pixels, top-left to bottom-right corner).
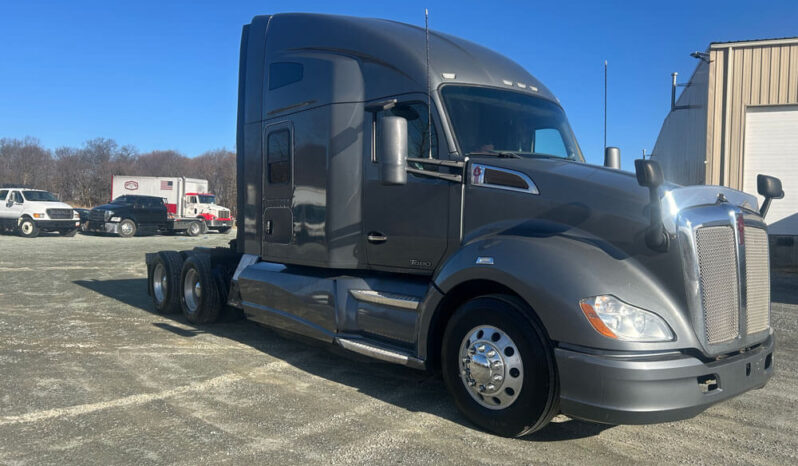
743;105;798;235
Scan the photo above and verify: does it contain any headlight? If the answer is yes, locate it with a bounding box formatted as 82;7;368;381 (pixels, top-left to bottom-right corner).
579;295;674;342
33;213;45;219
104;210;114;219
73;211;80;219
110;216;121;222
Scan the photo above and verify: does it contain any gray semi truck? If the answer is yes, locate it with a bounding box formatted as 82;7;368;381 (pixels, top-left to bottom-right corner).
145;13;784;437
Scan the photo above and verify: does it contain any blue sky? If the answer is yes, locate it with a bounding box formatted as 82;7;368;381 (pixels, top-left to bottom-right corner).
1;1;796;170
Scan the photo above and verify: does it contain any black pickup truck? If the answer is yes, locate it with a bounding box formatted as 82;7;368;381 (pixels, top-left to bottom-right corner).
88;194;210;237
87;195;167;237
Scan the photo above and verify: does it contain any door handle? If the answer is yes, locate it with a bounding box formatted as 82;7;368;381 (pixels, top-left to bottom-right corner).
367;232;387;244
265;220;273;235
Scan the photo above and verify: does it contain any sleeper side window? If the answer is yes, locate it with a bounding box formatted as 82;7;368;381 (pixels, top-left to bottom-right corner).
269;62;304;90
375;102;438;169
267;129;291;184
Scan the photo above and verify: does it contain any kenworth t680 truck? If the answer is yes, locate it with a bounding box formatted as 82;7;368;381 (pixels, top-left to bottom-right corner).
145;13;783;437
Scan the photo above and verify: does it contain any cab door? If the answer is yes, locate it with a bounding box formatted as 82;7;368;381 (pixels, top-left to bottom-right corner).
261;121;294;255
3;191;25;221
362;99;452;274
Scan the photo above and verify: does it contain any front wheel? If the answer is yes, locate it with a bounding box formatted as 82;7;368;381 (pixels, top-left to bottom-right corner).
18;218;39;238
441;295;559;437
118;219;137;238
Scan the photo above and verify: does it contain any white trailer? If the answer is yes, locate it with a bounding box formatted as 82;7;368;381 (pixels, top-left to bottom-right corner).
111;175;233;233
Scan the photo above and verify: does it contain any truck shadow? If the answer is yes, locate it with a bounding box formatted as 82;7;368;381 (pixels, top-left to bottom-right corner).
74;277;613;441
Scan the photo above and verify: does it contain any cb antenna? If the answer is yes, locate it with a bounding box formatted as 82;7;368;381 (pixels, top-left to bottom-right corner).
425;8;432;158
603;59;608;151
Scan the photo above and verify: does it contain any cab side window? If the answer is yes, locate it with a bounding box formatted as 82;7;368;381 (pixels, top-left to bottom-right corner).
376;102;438;162
13;191;23;203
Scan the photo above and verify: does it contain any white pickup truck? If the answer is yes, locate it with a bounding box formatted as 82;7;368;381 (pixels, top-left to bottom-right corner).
0;187;80;238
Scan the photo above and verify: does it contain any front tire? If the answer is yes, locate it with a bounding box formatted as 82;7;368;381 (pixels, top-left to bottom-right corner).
118;219;137;238
18;218;39;238
149;251;184;314
179;254;221;324
441;294;559;437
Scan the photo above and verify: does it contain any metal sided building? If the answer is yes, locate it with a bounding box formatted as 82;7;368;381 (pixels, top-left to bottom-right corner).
652;37;798;251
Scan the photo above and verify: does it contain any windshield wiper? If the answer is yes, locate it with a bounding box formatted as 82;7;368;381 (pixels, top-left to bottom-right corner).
464;151;521;159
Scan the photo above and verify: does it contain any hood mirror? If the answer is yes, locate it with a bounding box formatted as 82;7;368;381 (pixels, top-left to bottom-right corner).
634;159;669;252
757;174;784;218
378;115;408;185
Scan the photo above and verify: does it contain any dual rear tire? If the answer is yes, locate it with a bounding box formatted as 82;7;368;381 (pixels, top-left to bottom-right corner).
148;251;223;324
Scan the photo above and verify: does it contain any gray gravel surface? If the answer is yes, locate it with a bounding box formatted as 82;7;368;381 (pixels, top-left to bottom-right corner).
0;231;796;465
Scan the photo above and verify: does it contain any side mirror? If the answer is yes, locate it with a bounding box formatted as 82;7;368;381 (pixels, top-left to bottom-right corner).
757;174;784;218
604;146;621;169
5;199;12;208
634;159;669;252
378;115;408;185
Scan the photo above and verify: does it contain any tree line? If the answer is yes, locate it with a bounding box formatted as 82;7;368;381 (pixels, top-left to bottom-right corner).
0;137;236;214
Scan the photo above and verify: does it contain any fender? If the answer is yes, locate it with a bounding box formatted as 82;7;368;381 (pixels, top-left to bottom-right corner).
420;222;700;358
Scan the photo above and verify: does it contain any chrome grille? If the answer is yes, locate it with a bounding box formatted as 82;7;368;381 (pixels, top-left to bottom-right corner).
218;209;230;219
696;226;739;344
46;208;73;219
745;227;770;334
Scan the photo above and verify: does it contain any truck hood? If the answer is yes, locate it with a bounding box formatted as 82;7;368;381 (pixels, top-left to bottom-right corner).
26;200;75;211
91;203;120;211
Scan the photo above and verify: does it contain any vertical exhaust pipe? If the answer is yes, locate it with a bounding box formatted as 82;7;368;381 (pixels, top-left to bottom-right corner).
604;147;620;169
671;72;678;112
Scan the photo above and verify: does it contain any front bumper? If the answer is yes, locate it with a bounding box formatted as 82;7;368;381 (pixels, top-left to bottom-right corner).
35;219;80;229
207;219;233;228
86;221;121;235
556;333;774;425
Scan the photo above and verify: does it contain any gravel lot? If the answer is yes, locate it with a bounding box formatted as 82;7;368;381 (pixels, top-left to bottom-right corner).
0;231;796;465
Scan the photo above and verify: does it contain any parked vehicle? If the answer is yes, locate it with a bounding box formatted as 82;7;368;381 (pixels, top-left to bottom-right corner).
0;187;80;238
87;195;168;237
145;14;781;437
112;176;233;233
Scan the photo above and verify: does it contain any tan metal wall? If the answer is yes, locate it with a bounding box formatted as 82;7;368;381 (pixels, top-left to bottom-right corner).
707;39;798;189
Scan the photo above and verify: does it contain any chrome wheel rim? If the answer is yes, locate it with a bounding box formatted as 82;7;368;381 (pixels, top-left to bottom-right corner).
121;222;133;236
152;263;167;304
183;268;200;313
459;325;524;410
20;222;33;235
190;223;200;235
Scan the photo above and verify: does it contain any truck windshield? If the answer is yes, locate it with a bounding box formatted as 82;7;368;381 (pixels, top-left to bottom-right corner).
22;191;59;202
441;86;584;161
198;195;216;204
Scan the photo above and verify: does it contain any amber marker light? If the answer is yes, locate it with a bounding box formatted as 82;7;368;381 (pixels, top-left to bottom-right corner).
579;301;618;339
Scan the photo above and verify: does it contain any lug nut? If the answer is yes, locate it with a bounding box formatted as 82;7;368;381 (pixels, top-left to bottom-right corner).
477;344;486;352
493;375;502;382
487;350;496;357
478;384;486;392
486;384;495;391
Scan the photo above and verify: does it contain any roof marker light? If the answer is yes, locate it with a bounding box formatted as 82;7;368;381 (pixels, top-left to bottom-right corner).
516;82;527;89
502;79;513;86
529;86;539;92
441;72;456;79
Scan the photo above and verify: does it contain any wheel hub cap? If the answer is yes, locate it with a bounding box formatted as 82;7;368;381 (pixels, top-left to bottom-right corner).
459;325;524;410
153;263;167;304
